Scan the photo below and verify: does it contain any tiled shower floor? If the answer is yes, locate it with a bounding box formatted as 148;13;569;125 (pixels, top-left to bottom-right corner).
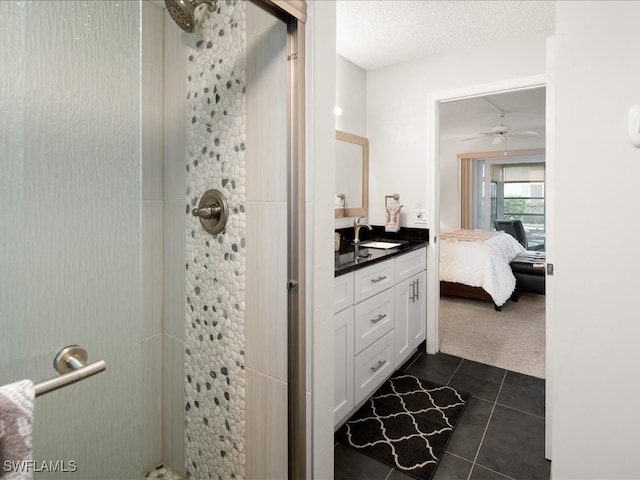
143;464;182;480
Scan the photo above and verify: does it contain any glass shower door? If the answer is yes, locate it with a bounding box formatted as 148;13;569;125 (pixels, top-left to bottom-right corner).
0;1;144;477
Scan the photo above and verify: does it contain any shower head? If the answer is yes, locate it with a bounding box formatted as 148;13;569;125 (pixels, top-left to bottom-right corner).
165;0;217;33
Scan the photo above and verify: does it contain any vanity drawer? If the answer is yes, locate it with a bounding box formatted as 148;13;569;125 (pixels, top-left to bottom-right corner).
334;272;354;314
354;288;394;355
395;248;426;283
354;330;394;406
354;259;395;304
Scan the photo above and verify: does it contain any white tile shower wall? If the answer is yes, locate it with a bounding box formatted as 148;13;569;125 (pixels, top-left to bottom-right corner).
244;369;287;480
142;1;165;471
142;201;164;339
184;1;247;478
245;3;287;382
245;3;289;475
244;203;287;381
163;7;187;476
164;333;186;475
142;334;164;469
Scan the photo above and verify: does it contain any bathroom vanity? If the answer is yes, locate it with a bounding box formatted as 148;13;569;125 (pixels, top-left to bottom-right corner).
333;229;428;428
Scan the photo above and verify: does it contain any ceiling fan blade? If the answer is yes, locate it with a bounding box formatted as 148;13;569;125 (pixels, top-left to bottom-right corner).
510;130;539;136
460;132;493;141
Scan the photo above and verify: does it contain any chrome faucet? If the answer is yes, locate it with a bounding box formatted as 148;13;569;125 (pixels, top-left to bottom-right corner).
353;216;372;258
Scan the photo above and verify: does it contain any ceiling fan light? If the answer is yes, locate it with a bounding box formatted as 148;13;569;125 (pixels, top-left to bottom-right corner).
492;125;510;135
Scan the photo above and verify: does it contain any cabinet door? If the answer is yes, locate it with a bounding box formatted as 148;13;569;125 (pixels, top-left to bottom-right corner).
334;307;354;427
394;271;427;366
394;276;412;366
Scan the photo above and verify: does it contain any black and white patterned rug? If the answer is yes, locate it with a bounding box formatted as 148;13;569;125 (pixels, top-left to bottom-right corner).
335;374;470;480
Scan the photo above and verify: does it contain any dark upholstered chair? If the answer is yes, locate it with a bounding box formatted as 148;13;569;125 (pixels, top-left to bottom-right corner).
510;251;546;296
494;220;528;249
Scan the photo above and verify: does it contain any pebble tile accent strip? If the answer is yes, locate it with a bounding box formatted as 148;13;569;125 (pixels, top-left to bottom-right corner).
183;1;246;479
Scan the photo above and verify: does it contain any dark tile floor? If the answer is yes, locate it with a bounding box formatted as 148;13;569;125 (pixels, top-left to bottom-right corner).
334;352;550;480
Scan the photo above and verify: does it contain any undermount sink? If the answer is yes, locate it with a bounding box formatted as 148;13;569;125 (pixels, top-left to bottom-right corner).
359;241;403;249
335;248;373;267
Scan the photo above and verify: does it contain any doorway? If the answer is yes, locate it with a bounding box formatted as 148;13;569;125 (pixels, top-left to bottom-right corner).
425;76;549;370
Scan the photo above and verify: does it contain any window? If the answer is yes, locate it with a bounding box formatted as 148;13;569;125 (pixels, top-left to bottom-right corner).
474;157;546;250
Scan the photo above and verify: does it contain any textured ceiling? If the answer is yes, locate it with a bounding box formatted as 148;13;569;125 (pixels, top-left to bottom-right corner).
336;1;552;146
336;0;555;71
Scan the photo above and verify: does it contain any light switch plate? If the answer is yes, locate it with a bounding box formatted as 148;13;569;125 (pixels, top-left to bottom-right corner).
628;105;640;148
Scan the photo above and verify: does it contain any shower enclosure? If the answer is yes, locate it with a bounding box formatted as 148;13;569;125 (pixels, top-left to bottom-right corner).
0;0;306;478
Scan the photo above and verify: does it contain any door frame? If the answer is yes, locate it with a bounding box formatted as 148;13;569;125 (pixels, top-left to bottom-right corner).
425;73;546;354
424;73;552;457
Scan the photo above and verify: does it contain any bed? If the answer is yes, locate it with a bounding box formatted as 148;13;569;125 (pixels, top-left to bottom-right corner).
439;229;525;310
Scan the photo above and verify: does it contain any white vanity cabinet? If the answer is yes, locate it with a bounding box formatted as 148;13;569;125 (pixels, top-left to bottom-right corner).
333;246;427;428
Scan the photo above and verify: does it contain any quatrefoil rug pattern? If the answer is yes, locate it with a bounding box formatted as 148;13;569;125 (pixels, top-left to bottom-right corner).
336;374;470;480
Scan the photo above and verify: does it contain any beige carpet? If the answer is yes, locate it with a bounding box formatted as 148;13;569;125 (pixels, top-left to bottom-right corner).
439;293;546;378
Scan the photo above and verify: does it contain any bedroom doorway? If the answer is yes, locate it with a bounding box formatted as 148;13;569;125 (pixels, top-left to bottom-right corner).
424;76;549;379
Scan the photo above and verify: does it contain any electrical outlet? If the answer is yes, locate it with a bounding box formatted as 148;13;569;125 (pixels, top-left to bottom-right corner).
415;210;427;224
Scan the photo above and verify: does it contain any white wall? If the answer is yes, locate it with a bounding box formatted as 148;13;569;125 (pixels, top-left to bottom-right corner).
335;54;367;229
367;32;549;228
336;54;367;136
308;2;337;479
550;2;640;478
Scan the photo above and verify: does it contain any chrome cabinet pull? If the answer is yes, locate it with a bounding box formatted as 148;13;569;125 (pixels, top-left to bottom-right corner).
371;314;387;324
415;278;419;300
410;280;416;302
371;276;387;284
370;360;387;373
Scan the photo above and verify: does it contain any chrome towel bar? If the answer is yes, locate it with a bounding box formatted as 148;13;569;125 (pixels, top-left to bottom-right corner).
385;193;400;206
34;345;106;397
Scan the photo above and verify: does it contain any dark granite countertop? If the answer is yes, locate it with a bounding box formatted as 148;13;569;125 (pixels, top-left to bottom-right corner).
334;226;429;277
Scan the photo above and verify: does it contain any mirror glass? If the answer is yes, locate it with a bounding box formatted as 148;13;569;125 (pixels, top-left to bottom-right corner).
335;130;368;218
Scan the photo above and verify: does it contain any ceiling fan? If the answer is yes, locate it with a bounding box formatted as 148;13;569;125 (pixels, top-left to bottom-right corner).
461;112;539;145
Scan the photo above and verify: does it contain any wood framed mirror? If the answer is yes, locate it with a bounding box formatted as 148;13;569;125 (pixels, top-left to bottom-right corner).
335;130;369;218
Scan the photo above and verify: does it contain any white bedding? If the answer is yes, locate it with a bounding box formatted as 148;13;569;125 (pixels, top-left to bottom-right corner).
439;231;525;307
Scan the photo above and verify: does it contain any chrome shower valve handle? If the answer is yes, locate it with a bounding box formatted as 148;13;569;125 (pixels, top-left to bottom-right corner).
192;189;229;235
192;204;222;220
